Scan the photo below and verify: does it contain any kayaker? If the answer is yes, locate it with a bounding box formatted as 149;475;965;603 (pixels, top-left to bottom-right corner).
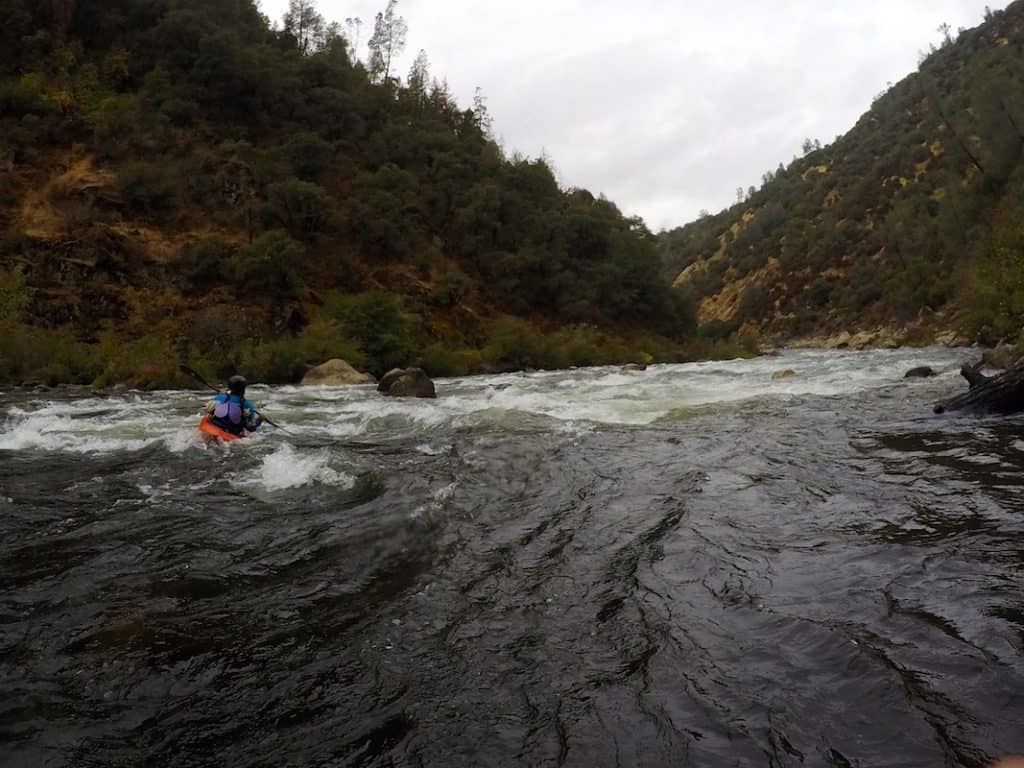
205;375;262;436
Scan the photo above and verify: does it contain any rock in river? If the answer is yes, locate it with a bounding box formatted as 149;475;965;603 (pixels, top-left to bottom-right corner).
378;367;437;398
301;359;376;386
904;366;937;379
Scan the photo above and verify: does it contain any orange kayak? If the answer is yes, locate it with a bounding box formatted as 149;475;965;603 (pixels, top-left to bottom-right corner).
198;415;246;442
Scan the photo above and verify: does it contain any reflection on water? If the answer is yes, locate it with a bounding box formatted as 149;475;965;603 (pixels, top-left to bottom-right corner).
1;348;1023;766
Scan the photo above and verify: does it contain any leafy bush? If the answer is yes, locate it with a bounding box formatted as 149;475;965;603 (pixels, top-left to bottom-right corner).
118;161;176;213
418;343;483;378
323;291;415;375
0;265;30;323
180;237;229;289
234;230;304;298
283;132;335;181
429;270;473;308
0;74;50;118
0;324;103;387
264;179;335;239
94;331;186;389
482;317;557;370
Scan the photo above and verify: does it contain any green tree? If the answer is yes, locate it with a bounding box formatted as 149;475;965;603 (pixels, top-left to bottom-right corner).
283;0;326;55
264;179;335;239
405;48;429;111
323;291;414;374
235;229;304;298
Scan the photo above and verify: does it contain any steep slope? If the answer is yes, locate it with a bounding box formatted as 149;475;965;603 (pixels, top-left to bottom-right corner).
660;2;1024;347
0;0;696;387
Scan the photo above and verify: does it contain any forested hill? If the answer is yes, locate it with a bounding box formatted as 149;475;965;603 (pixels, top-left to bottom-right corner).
0;0;697;388
660;2;1024;348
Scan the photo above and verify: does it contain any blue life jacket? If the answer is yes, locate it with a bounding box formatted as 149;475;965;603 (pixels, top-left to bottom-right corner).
210;393;250;436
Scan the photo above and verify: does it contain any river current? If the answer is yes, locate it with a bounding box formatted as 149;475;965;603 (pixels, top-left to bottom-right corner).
1;348;1022;767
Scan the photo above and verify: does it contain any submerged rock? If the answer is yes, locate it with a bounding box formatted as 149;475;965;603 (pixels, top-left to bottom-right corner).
301;359;376;386
620;363;647;372
378;367;436;398
904;366;937;379
772;369;797;380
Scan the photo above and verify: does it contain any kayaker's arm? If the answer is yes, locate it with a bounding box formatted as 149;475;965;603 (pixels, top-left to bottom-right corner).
243;401;262;432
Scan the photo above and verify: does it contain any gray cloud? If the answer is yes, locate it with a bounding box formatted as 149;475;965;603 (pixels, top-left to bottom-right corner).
259;0;1008;230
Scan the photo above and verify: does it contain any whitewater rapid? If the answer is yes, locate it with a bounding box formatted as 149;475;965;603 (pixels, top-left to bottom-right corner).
0;346;970;465
4;346;1023;767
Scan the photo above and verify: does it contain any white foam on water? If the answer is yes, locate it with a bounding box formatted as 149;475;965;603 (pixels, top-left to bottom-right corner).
253;444;355;491
415;443;449;456
433;482;457;502
0;410;154;454
163;425;208;453
0;348;969;453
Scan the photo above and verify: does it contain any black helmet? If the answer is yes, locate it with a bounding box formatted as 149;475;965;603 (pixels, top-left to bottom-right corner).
228;375;247;395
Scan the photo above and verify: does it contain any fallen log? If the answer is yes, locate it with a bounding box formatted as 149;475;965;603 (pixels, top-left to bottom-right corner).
934;359;1024;414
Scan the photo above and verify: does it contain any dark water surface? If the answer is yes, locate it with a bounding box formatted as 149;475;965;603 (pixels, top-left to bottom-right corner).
2;349;1023;766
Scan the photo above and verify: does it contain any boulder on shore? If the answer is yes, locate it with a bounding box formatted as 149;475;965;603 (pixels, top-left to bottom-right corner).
377;367;436;398
934;330;972;347
301;359;376;386
981;343;1022;371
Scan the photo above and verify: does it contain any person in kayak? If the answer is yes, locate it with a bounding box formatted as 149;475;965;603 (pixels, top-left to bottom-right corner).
205;375;262;436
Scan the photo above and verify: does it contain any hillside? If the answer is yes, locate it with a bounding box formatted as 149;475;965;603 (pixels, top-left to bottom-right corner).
660;2;1024;349
0;0;698;388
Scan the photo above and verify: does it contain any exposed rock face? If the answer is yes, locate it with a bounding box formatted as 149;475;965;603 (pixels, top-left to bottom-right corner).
300;359;375;386
904;366;937;378
620;363;647;372
772;369;797;379
934;330;972;347
789;327;906;350
377;367;436;398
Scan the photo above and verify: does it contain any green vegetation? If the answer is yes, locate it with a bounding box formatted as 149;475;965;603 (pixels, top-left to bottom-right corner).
0;0;698;388
660;2;1024;346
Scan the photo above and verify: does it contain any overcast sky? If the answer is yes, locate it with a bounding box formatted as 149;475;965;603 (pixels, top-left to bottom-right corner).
258;0;1008;231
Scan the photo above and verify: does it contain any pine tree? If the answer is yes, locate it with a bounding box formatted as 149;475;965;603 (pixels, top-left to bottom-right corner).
367;0;407;85
283;0;326;55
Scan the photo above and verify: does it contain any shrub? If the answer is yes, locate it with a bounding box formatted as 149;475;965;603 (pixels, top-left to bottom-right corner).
234;229;304;298
264;179;335;239
482;317;557;371
0;324;103;387
240;320;364;383
0;265;31;323
0;74;50;118
118;161;176;213
283;132;335;182
93;330;189;389
323;291;415;375
181;237;230;290
429;270;473;308
419;344;482;378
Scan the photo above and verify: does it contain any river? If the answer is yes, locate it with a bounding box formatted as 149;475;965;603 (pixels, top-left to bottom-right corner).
2;348;1022;767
